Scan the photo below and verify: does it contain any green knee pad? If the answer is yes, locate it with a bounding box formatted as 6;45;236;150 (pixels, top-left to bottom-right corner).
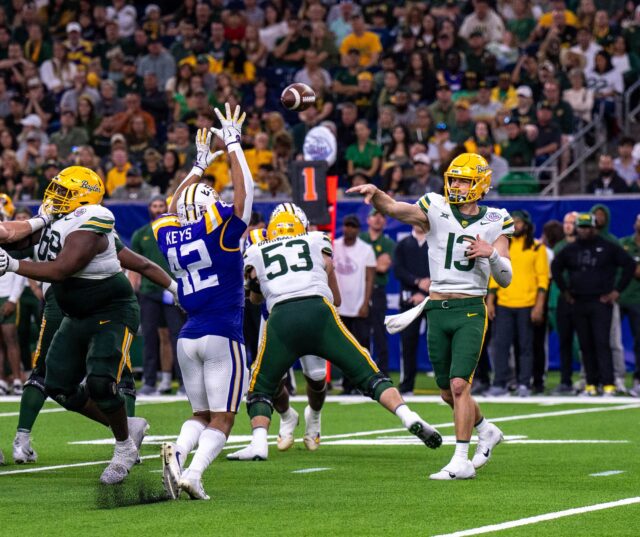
247;393;274;420
45;384;89;412
358;372;393;401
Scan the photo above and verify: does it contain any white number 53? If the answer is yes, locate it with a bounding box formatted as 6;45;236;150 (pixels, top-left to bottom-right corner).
167;239;219;296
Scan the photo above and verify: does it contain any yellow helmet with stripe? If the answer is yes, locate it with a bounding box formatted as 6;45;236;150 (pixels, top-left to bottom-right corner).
270;202;309;230
0;193;15;221
444;153;492;204
43;166;104;214
267;212;305;240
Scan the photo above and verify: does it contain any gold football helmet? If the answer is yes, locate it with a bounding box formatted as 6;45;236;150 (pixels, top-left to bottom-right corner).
444;153;492;204
43;166;104;214
0;193;15;221
267;212;305;240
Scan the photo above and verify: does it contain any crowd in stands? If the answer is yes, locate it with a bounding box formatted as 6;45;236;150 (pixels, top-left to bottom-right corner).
0;0;640;201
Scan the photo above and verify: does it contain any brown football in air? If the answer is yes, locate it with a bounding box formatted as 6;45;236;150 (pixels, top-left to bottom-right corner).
281;83;316;111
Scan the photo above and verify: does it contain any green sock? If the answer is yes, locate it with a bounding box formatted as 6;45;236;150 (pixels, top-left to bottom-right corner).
124;393;136;417
17;385;47;432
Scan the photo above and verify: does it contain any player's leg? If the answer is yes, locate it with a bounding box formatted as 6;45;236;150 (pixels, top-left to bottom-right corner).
273;378;299;451
14;297;61;463
317;297;441;449
162;336;208;499
300;355;327;451
1;307;24;394
228;314;299;461
180;337;248;500
85;320;146;484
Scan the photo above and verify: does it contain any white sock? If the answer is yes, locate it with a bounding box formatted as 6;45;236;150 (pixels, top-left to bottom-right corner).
115;437;135;451
16;430;30;439
395;404;417;429
176;419;206;466
475;417;489;437
279;408;295;422
185;428;226;480
453;441;470;463
307;408;321;420
252;426;268;446
161;371;171;383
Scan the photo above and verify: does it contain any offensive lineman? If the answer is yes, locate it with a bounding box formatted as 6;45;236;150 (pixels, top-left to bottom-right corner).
226;210;442;462
348;153;510;480
0;168;146;484
156;105;253;500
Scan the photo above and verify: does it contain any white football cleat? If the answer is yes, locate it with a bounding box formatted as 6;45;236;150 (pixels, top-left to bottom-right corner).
100;439;138;485
127;417;150;451
161;442;182;500
429;459;476;481
472;422;504;469
226;443;268;461
179;471;210;500
277;408;299;451
12;380;23;395
303;405;321;451
13;432;37;464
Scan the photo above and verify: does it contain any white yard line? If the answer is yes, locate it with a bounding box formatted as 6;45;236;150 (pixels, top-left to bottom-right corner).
431;497;640;537
0;408;66;418
590;470;625;477
291;467;331;474
1;404;636;477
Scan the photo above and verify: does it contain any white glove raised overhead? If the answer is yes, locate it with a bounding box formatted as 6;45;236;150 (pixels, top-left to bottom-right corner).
211;102;246;148
0;248;19;276
192;128;224;176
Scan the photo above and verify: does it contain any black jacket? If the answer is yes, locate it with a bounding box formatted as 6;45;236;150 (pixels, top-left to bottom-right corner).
394;234;429;308
551;235;635;299
586;172;629;194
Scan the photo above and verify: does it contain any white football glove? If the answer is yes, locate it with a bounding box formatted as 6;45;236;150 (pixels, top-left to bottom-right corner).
0;248;18;276
167;280;180;306
27;203;53;232
193;128;224;173
211;103;246;148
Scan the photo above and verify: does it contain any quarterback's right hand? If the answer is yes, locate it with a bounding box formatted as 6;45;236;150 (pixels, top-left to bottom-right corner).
211;103;246;148
194;128;224;173
346;184;379;204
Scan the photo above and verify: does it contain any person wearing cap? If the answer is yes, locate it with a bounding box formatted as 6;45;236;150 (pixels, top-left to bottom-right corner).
486;210;549;397
470;81;502;123
360;208;396;375
353;71;376;122
533;100;561;166
459;0;505;43
510;85;536;126
110;166;157;201
428;84;455;128
137;37;176;90
49;108;89;161
491;73;518;110
408;153;444;196
551;213;635;396
465;31;496;79
426;122;456;171
500;116;536;168
105;147;132;195
332;214;377;394
130;195;185;395
117;56;143;97
619;214;640;397
63;21;93;66
338;13;381;68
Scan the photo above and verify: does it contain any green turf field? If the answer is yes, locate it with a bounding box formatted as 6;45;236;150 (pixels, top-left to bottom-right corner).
1;392;639;537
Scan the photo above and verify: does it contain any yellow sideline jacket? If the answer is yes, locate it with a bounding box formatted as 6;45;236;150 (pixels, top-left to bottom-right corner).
489;236;549;308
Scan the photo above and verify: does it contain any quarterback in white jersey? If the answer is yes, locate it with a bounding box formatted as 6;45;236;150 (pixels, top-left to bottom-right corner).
228;211;442;462
348;153;513;481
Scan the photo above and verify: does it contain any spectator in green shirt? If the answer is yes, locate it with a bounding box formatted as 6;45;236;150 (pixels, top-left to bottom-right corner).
360;208;396;374
500;117;536;166
131;195;185;395
346;119;382;181
620;214;640;396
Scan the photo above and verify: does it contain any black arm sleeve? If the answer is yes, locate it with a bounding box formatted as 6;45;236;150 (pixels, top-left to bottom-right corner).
613;243;636;293
551;249;567;292
393;241;419;289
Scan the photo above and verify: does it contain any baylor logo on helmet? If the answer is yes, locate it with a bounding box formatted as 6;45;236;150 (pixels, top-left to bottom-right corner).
81;180;101;192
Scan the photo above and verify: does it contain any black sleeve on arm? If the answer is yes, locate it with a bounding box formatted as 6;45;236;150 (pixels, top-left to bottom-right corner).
551;249;567;292
393;241;419;289
613;243;636;293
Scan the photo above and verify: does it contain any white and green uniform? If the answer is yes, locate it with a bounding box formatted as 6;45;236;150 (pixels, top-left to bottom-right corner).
245;231;333;382
36;205;139;413
244;232;390;416
415;193;514;389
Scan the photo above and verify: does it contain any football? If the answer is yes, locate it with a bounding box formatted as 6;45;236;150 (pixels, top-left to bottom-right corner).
281;82;316;111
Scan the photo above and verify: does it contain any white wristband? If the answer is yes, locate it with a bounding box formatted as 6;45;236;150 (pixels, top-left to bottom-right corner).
7;257;19;272
489;248;500;264
167;280;178;294
28;216;47;232
189;165;204;177
227;141;242;154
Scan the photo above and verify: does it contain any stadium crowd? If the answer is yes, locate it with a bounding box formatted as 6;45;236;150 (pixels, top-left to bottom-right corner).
0;0;639;197
0;0;639;399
